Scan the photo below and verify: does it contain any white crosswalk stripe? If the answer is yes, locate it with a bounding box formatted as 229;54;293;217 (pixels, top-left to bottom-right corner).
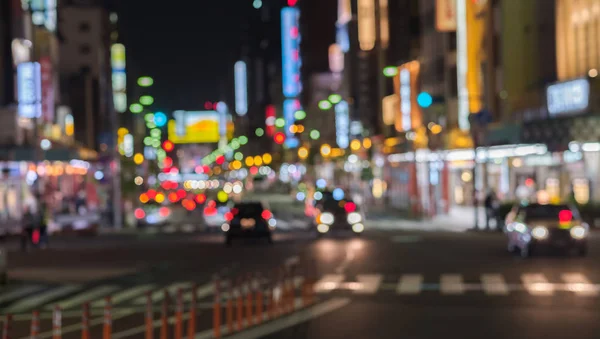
353;274;383;294
440;274;465;295
522;273;554;296
182;283;214;302
133;281;193;304
314;274;344;293
51;285;120;309
5;285;81;313
481;274;509;296
91;284;156;307
561;273;599;297
0;285;47;305
396;274;423;295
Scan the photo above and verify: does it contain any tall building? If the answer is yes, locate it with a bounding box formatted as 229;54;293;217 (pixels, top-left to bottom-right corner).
59;0;114;152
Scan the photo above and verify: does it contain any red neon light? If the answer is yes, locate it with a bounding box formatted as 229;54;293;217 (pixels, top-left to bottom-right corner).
559;210;572;222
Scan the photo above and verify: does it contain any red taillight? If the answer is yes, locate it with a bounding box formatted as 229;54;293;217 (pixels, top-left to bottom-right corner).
176;189;186;199
134;208;146;219
32;229;40;244
204;206;217;216
344;202;356;213
159;207;170;217
559;210;572;222
261;210;272;220
225;212;234;221
147;189;157;199
195;194;206;204
168;192;179;203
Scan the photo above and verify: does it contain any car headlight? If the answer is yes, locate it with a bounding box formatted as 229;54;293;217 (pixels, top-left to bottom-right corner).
318;212;334;225
352;223;364;233
514;223;527;233
570;225;587;239
317;224;330;233
531;226;549;240
221;224;230;232
347;212;362;224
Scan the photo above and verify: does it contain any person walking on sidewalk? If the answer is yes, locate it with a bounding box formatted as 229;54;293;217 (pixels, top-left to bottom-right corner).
484;190;500;231
20;206;36;252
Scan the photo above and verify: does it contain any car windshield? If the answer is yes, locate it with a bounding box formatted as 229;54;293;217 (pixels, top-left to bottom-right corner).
234;203;264;218
522;204;579;221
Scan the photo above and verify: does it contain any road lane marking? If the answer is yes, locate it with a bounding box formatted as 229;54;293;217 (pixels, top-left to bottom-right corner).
561;273;599;297
91;284;155;307
440;274;465;295
522;273;554;296
350;274;383;294
133;281;192;304
182;282;214;302
396;274;423;295
210;298;351;339
5;285;81;313
0;285;46;304
49;285;119;310
314;274;344;293
481;274;509;295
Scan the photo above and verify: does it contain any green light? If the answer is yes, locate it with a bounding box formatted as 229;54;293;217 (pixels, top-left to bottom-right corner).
146;121;156;129
157;149;166;157
151;139;161;148
234;152;243;161
231;140;240;149
275;118;285;128
137;76;154;87
255;128;264;137
328;94;342;104
318;100;332;110
383;66;398;77
143;137;152;146
144;113;154;122
239;136;249;145
139;95;154;106
253;0;262;9
150;129;161;138
310;130;320;140
130;103;143;113
294;110;306;120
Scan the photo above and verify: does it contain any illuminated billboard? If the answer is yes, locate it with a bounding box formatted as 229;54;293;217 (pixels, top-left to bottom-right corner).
358;0;375;51
40;56;54;122
436;0;457;32
168;111;233;144
281;7;302;98
234;61;248;116
111;44;127;113
393;61;422;132
17;62;42;118
283;99;300;148
335;101;350;149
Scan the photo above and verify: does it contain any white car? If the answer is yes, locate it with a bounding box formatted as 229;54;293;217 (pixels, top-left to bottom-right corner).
0;246;7;284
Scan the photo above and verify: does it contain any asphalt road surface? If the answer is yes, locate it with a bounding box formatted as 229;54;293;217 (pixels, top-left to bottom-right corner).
1;224;599;339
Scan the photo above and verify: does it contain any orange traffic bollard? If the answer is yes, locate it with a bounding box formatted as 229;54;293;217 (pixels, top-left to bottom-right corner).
226;282;233;333
213;278;221;338
187;284;197;339
255;273;263;324
2;314;12;339
52;306;62;339
174;289;183;339
30;311;40;339
160;291;169;339
81;303;90;339
103;297;112;339
235;277;243;331
245;274;253;327
145;292;154;339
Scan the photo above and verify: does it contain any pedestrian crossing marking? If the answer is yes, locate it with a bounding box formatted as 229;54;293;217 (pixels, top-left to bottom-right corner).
481;274;509;296
92;284;155;307
440;274;465;295
182;282;213;302
352;274;383;295
314;274;344;293
562;273;599;297
522;273;554;296
51;285;119;309
396;274;423;295
5;285;81;313
0;285;46;305
133;281;193;304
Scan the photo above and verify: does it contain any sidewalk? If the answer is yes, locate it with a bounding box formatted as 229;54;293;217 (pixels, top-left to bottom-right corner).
366;206;495;233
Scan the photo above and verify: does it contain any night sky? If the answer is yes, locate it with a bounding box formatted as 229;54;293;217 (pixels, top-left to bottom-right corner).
119;0;251;112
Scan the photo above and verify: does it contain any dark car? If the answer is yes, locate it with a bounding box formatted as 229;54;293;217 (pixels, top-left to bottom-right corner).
313;192;364;236
223;201;276;245
505;203;589;257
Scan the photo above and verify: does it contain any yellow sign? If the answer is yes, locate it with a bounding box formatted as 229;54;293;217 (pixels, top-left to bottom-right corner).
448;128;474;149
168;111;233;144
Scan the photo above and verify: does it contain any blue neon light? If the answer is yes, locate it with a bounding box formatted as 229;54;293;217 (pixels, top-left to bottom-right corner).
417;92;433;108
283;99;300;148
17;62;42;118
281;7;301;98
